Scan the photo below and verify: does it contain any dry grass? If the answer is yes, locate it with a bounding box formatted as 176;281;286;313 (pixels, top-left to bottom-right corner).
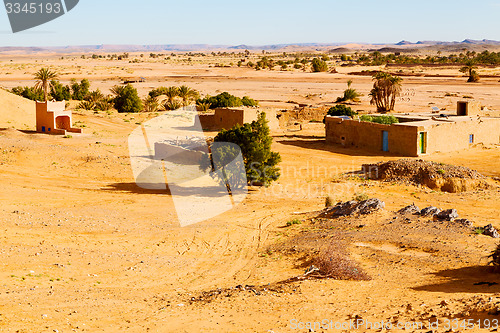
312;240;371;281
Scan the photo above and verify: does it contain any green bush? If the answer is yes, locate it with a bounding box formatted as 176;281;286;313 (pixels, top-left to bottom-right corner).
360;115;399;125
49;80;71;101
11;86;44;101
326;105;357;117
286;219;302;227
197;92;258;109
111;84;143;113
241;96;258;107
71;79;90;100
311;58;328;72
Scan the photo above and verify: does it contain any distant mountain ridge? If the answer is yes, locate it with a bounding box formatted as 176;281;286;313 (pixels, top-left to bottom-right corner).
1;40;500;54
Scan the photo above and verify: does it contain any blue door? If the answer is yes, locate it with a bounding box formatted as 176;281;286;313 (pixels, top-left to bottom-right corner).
382;131;389;152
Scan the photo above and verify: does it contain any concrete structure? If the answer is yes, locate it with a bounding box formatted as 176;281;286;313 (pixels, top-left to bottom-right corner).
325;101;500;156
198;108;279;131
154;138;206;165
36;101;82;135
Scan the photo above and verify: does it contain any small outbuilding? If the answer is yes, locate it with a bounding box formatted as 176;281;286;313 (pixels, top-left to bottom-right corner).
36;101;82;135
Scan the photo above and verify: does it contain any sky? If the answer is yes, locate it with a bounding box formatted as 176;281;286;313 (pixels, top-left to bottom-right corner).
1;0;500;47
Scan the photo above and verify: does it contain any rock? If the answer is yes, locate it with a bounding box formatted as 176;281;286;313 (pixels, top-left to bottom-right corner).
420;206;441;217
435;209;458;221
483;224;500;238
398;204;420;215
455;219;473;228
329;200;359;216
325;198;384;217
356;198;385;214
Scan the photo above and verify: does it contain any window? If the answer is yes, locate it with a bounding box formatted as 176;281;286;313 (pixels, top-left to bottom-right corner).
469;134;474;144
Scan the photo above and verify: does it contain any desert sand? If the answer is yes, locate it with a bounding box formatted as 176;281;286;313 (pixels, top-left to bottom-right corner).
0;52;499;332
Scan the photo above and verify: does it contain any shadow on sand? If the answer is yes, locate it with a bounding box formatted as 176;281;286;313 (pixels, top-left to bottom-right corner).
413;266;500;294
102;182;236;198
276;136;400;158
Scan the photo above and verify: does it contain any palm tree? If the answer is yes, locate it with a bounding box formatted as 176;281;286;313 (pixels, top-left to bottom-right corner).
369;72;402;112
143;95;160;113
337;80;361;103
177;85;199;106
34;68;58;101
460;59;479;82
164;86;179;103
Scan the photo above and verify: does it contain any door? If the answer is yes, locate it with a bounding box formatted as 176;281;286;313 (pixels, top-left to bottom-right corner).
419;132;427;154
382;131;389;152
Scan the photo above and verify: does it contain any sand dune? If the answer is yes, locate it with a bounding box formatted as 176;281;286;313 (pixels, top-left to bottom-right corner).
0;88;36;130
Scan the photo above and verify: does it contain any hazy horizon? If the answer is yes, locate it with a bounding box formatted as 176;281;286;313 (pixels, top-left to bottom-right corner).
1;0;500;47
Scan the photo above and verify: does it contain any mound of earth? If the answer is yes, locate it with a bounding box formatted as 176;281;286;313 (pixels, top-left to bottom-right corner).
362;159;491;193
0;88;35;130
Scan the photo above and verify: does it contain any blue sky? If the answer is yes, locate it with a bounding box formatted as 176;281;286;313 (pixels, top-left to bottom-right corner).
1;0;500;46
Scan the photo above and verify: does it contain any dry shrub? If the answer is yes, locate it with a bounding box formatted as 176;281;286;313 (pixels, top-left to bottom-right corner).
313;241;371;281
489;244;500;272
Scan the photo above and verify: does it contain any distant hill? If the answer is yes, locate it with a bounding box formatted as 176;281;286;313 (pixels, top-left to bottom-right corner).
0;88;35;130
1;40;500;54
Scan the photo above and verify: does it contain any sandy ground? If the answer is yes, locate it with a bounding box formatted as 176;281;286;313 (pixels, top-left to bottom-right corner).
0;54;499;332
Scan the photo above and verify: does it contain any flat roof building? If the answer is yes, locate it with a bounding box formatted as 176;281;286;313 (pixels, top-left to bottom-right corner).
325;101;500;156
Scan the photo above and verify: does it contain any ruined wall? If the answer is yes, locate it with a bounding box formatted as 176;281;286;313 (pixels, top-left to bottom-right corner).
457;100;481;116
325;117;420;156
423;118;500;154
286;106;328;124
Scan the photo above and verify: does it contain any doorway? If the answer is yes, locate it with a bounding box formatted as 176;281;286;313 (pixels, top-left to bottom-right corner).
382;131;389;152
419;132;427;154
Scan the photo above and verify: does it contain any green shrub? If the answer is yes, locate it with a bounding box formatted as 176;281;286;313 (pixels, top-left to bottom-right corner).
286;219;302;227
11;86;44;101
241;96;258;107
49;80;71;101
71;79;90;100
311;58;328;72
326;105;357;117
197;92;258;109
360;115;399;125
111;84;143;113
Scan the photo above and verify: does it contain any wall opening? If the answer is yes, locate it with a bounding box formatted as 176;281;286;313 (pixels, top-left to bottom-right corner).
457;102;467;116
55;116;71;130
